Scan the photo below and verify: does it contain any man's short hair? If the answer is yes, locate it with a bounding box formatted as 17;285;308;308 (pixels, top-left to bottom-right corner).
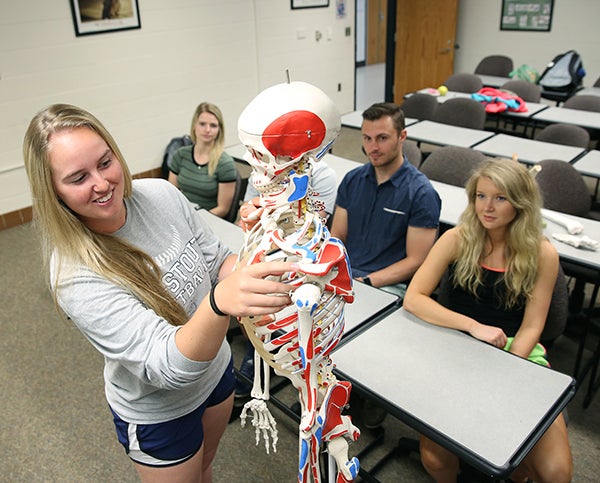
362;102;406;133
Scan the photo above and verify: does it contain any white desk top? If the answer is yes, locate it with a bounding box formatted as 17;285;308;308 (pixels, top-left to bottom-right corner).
572;150;600;178
532;106;600;130
473;133;585;164
225;143;249;161
430;180;600;270
430;180;468;226
577;87;600;97
416;88;472;103
196;209;399;335
322;153;362;184
500;102;549;119
477;74;511;88
341;110;418;129
406;120;495;148
333;308;575;476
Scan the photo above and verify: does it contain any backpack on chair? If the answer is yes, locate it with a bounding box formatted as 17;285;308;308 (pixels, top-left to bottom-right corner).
162;134;192;179
538;50;586;93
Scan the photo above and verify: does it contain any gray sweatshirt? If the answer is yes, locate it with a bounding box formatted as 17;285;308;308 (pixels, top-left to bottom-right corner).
53;178;232;424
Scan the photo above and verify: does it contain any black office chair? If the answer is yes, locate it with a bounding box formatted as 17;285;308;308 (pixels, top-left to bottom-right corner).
443;73;483;93
474;55;514;77
400;93;439;121
225;170;247;223
419;146;486;187
432;97;487;130
594;76;600;88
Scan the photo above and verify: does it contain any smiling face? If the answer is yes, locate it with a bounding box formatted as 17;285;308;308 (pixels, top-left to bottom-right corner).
475;176;517;232
48;127;126;234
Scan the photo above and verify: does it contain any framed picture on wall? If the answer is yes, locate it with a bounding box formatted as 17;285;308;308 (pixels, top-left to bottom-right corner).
70;0;141;36
291;0;330;9
500;0;553;32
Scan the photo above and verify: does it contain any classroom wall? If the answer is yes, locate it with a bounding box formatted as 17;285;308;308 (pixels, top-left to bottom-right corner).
0;0;355;223
455;0;600;84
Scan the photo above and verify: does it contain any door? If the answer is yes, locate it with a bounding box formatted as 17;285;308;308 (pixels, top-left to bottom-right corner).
366;0;387;65
392;0;458;102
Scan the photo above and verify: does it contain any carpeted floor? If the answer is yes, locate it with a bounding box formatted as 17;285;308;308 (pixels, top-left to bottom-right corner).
2;128;599;482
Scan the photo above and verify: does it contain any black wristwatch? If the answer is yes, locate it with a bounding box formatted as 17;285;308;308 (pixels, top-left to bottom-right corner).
363;276;372;286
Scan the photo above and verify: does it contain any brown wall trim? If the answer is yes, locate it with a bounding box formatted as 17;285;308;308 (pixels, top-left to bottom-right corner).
0;168;163;232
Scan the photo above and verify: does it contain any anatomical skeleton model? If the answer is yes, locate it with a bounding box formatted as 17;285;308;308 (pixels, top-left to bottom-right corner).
235;81;361;483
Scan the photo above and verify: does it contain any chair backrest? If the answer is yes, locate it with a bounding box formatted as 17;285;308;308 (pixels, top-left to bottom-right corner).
443;73;484;93
400;93;439;121
563;94;600;112
403;140;423;168
474;55;514;77
540;263;569;347
419;146;487;187
432;97;487;130
225;170;246;223
534;159;591;217
534;123;590;148
500;79;542;103
594;76;600;88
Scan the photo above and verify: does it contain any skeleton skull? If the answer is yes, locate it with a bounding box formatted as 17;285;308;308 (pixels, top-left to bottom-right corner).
238;81;341;207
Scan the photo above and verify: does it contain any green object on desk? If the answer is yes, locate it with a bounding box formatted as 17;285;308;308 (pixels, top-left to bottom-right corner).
503;337;549;367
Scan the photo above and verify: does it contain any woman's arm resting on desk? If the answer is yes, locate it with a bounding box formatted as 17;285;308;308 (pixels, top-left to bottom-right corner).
210;181;236;218
403;228;508;347
510;240;559;359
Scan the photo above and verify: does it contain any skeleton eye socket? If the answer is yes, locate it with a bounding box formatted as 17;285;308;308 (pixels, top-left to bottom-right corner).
250;149;265;162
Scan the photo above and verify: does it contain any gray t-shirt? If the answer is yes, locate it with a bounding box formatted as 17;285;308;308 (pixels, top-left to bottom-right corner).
53;178;232;424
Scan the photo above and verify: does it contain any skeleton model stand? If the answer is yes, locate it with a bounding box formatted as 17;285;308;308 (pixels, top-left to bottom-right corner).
236;81;360;483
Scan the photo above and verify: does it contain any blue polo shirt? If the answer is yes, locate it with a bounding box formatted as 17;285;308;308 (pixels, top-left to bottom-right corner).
336;157;441;278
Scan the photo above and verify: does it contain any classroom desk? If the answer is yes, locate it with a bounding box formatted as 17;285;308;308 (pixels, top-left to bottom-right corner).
341;110;418;129
196;209;400;334
473;133;586;165
225;143;249;162
532;106;600;131
572;150;600;197
333;308;576;478
405;120;495;148
430;179;600;270
477;74;511;88
576;87;600;98
572;150;600;178
429;180;468;226
322;153;361;184
414;88;472;103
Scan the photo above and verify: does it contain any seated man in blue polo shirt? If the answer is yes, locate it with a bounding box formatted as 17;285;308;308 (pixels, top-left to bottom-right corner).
331;102;441;298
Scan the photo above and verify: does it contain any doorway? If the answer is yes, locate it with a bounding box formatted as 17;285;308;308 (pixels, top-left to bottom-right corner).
355;0;459;108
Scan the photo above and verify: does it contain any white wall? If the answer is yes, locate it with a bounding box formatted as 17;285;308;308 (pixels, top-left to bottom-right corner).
455;0;600;84
0;0;355;216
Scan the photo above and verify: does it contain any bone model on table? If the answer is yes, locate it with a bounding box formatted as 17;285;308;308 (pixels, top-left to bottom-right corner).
235;80;361;483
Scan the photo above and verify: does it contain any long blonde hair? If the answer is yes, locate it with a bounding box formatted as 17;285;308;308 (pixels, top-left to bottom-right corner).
23;103;188;326
454;159;543;308
190;102;225;176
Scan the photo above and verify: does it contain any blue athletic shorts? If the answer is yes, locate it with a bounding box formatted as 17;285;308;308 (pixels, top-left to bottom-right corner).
110;357;235;467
